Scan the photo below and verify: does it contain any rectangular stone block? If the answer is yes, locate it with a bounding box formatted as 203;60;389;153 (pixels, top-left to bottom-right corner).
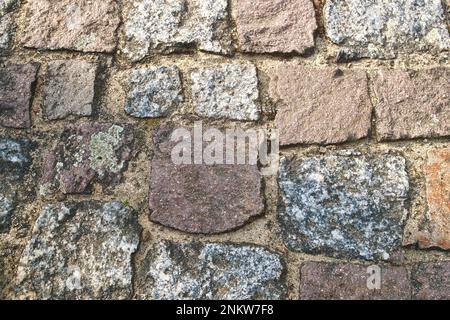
412;262;450;300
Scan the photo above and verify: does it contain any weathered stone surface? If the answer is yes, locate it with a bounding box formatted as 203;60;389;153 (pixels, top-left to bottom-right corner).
0;63;39;128
15;201;141;300
269;65;371;146
234;0;317;54
300;262;411;300
411;149;450;250
412;262;450;300
149;125;264;234
278;152;409;260
191;64;260;121
0;137;32;182
40;124;133;196
22;0;120;53
43;60;97;120
0;184;16;233
125;66;183;118
0;0;16;51
324;0;450;59
124;0;232;61
374;68;450;141
136;241;286;300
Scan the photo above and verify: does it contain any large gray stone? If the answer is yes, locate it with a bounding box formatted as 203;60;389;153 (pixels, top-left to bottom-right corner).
136;241;286;300
15;201;141;300
0;138;32;182
0;0;17;51
278;151;409;260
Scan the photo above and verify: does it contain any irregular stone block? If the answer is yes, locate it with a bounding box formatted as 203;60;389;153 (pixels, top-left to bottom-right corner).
43;60;98;120
40;123;134;196
15;201;141;300
0;184;16;233
234;0;317;54
324;0;449;58
123;0;232;61
136;241;286;300
300;262;411;300
412;262;450;300
125;66;183;118
0;63;39;129
149;125;264;234
0;0;16;52
269;64;371;145
22;0;120;53
191;64;260;121
278;152;409;260
0;137;32;182
374;68;450;141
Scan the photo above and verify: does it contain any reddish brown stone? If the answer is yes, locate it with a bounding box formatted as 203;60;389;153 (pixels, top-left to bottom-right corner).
21;0;120;53
0;63;39;129
374;68;450;141
149;125;264;234
413;149;450;250
412;262;450;300
300;262;411;300
234;0;317;54
269;65;372;146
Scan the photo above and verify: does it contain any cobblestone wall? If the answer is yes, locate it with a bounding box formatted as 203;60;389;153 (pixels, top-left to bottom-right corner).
0;0;449;300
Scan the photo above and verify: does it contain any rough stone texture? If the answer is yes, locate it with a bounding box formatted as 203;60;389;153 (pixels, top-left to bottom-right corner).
191;64;260;121
40;124;134;196
0;137;32;182
412;262;450;300
0;6;13;51
278;152;409;260
300;262;411;300
124;0;232;61
43;60;98;120
374;68;450;141
0;184;16;233
411;149;450;250
269;64;371;146
234;0;317;54
15;201;141;300
125;66;183;118
136;241;286;300
324;0;450;59
0;63;39;129
149;125;264;234
21;0;120;53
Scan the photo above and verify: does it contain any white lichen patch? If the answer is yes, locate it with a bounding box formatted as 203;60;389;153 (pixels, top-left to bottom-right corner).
89;125;125;176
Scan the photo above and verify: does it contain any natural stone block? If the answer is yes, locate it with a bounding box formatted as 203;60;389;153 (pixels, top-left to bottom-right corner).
43;60;98;120
0;63;39;129
191;64;260;121
136;241;286;300
412;262;450;300
149;125;264;234
300;262;411;300
374;68;450;141
278;152;409;260
40;124;134;196
234;0;317;54
0;184;16;233
0;0;17;52
123;0;232;61
269;65;371;146
125;66;183;118
0;137;32;182
324;0;450;58
22;0;120;53
15;201;141;300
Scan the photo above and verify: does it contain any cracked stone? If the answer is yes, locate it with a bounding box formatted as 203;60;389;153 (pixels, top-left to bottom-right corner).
15;201;141;300
44;60;98;120
125;66;183;118
149;125;264;234
278;152;409;260
300;262;411;300
412;262;450;300
191;64;260;121
324;0;450;59
40;123;134;196
123;0;232;61
374;68;450;141
0;63;39;129
22;0;120;53
234;0;317;54
136;241;286;300
269;64;371;146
